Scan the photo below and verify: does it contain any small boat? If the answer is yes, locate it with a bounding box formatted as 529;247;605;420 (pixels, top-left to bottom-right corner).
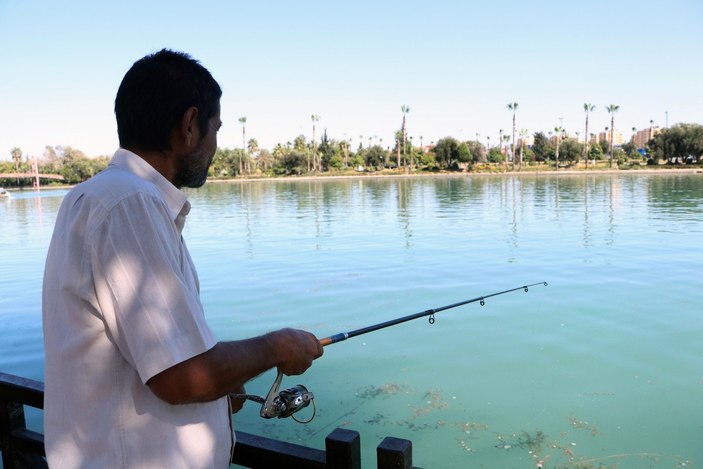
0;187;10;198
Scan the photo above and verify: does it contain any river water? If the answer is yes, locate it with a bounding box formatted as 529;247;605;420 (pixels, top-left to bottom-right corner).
1;173;701;468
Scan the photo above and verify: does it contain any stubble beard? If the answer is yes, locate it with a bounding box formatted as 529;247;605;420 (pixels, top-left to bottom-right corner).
177;143;214;189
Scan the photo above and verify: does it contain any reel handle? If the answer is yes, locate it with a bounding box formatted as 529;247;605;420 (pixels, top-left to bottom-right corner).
260;370;285;418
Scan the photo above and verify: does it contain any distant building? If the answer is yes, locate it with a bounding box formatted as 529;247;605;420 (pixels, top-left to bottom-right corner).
548;133;578;144
595;130;624;146
632;126;660;149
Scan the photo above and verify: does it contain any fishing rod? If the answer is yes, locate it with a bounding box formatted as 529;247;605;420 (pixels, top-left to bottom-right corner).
234;281;548;421
320;281;548;346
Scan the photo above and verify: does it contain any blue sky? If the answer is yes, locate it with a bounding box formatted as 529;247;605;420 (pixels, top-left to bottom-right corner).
1;0;702;160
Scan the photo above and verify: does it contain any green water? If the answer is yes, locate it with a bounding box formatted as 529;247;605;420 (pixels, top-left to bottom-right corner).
1;173;701;468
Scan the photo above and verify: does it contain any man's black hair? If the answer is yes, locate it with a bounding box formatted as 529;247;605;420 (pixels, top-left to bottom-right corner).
115;49;222;151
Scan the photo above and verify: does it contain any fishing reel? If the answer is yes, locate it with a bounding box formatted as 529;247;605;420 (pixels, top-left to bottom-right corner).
232;370;316;423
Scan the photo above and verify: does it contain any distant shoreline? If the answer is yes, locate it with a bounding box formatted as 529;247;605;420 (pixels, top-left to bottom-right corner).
209;166;703;184
4;166;701;191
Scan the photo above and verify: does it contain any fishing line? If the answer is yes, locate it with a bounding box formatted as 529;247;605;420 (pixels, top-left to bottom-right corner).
235;281;548;421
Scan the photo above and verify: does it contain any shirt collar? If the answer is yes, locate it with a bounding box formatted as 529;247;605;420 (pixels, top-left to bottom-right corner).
109;149;191;231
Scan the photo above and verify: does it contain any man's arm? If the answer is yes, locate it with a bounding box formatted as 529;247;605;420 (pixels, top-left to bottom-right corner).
147;328;323;405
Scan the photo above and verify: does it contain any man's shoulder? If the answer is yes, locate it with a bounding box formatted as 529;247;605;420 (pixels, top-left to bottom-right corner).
74;166;161;204
60;166;166;227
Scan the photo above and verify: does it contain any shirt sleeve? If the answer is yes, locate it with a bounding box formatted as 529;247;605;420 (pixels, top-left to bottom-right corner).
90;192;216;383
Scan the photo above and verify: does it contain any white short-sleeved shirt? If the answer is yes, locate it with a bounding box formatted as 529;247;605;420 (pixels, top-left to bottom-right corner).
42;149;231;468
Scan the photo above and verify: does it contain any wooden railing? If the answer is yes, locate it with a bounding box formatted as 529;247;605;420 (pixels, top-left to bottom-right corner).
0;372;417;468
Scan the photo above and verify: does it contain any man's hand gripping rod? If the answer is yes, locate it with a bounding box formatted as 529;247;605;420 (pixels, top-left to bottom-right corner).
234;282;548;421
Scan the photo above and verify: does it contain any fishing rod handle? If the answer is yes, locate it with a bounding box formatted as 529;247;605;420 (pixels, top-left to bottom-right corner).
319;332;348;346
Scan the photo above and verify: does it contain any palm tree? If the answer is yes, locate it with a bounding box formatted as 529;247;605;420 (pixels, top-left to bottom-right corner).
518;129;528;169
311;114;320;173
498;129;505;169
583;103;595;169
507;102;518;170
257;149;272;172
11;147;22;170
502;135;510;168
554;126;564;170
247;138;259;156
394;131;403;168
606;104;620;168
238;117;247;150
238;117;247;175
604;126;609;162
10;147;22;186
401;105;410;172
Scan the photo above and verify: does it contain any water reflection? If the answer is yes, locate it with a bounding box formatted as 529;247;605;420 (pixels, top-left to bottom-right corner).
395;179;413;249
186;174;703;265
0;189;65;246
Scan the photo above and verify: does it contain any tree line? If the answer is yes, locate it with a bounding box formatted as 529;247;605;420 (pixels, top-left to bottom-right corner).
2;123;702;187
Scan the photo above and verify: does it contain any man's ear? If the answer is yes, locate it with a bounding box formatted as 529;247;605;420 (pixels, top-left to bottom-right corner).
179;106;200;147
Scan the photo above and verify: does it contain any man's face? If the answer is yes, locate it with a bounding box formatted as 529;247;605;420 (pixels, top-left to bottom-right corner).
178;106;221;188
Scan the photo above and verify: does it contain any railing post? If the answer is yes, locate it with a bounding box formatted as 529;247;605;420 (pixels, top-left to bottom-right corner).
377;436;413;469
0;373;47;468
0;399;27;468
324;428;360;469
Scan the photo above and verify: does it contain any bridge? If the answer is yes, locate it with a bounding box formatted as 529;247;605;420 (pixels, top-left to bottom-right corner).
0;172;64;181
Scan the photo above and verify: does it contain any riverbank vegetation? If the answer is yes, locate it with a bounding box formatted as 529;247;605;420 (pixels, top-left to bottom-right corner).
2;123;702;187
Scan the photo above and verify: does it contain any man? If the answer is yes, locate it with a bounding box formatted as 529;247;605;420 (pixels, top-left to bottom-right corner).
42;49;323;468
